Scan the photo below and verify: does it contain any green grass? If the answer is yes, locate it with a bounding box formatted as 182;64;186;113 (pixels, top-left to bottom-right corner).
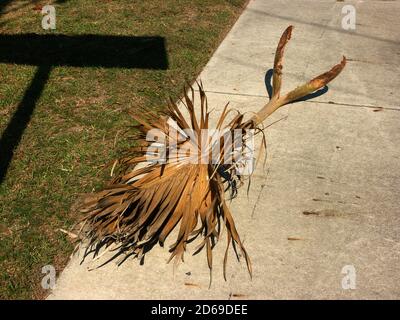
0;0;247;299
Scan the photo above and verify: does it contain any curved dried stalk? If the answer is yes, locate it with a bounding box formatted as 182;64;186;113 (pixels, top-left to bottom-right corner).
249;25;346;126
78;25;346;281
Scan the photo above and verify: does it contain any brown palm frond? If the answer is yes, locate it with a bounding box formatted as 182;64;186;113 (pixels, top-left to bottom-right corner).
77;26;346;281
79;83;252;280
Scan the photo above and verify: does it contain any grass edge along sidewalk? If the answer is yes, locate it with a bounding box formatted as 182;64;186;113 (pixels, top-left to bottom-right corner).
0;0;248;299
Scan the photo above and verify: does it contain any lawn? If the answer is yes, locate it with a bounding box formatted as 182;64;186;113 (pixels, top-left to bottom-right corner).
0;0;247;299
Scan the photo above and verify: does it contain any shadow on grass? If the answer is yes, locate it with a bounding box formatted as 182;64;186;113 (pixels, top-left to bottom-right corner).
0;0;13;14
0;34;168;184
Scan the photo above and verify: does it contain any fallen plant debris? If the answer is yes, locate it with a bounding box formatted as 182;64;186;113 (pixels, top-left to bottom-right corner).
59;228;78;239
76;26;346;281
287;237;305;241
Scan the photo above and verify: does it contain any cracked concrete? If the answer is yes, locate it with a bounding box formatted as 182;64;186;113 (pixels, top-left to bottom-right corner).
48;0;400;299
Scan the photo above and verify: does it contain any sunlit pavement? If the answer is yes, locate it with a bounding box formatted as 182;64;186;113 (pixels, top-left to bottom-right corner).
49;0;400;299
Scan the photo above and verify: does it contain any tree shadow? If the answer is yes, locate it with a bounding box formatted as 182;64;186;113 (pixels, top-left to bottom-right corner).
0;0;14;14
0;34;168;184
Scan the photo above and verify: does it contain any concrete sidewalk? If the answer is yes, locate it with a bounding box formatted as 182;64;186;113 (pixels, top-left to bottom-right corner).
49;0;400;299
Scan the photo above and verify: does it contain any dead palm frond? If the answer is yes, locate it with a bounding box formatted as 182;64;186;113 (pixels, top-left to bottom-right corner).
77;26;346;280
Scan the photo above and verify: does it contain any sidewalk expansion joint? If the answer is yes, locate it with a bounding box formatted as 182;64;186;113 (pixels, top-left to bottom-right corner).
197;89;400;112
